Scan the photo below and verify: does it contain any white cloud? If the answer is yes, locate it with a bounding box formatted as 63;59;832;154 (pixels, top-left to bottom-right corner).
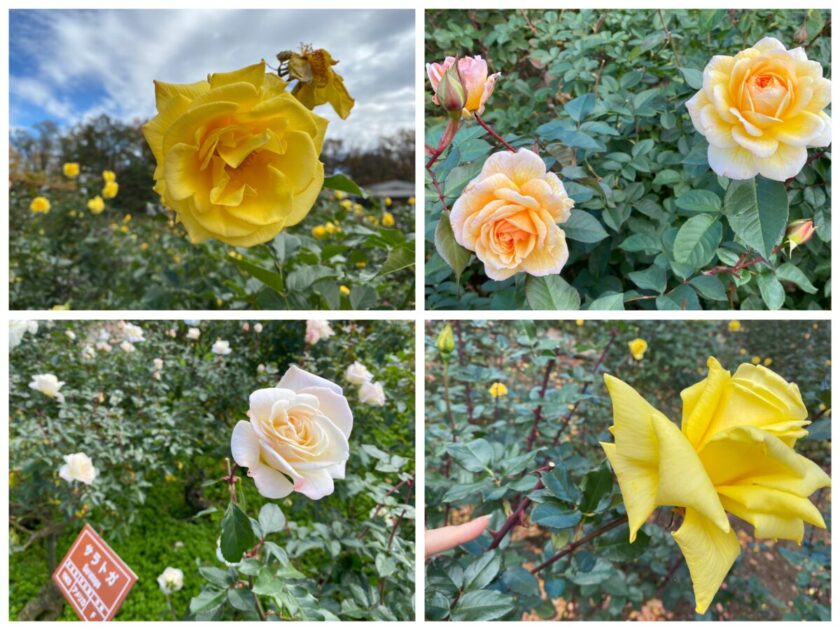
10;9;415;147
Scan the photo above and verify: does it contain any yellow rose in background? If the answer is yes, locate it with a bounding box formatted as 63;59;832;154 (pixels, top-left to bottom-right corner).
728;320;741;332
87;196;105;214
102;181;119;199
103;170;117;182
450;149;574;281
602;357;829;614
144;61;328;247
30;196;51;213
686;38;831;181
489;382;508;398
628;338;648;360
62;162;80;178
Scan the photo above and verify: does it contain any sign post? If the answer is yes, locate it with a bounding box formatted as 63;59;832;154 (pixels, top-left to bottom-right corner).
52;524;138;621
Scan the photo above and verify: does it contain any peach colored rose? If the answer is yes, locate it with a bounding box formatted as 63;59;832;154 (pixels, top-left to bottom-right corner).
686;38;831;181
450;148;574;281
427;55;500;118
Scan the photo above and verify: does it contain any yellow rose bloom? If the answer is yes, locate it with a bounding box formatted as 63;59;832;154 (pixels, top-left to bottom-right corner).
144;61;328;247
752;356;761;365
340;199;353;210
312;225;327;239
764;357;773;366
102;181;119;199
334;190;347;200
30;196;51;213
62;162;80;178
102;170;117;182
686;38;831;181
601;358;828;614
87;196;105;214
284;46;355;119
628;338;648;360
384;196;392;207
382;211;395;227
576;319;584;326
728;320;741;332
408;196;415;205
451;149;575;280
489;382;508;398
339;285;350;296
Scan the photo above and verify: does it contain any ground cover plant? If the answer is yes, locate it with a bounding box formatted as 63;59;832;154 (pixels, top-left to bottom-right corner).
425;320;831;620
9;319;415;620
425;9;831;310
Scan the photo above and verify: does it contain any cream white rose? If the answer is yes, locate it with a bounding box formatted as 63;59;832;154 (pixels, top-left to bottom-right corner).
212;339;232;355
157;567;184;594
187;327;201;340
305;320;334;345
120;341;136;353
59;452;97;484
345;361;373;386
359;381;386;406
153;358;164;371
254;323;264;333
231;365;352;500
122;323;145;343
29;373;65;402
10;320;38;348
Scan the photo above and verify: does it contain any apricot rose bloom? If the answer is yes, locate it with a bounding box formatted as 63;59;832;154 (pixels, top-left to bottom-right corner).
686;38;831;181
601;357;829;614
427;55;500;118
231;366;352;500
450;148;574;281
144;61;327;247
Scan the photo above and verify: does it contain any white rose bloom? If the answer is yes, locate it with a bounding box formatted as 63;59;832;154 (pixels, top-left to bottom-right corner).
345;361;373;386
305;320;334;345
231;365;352;500
157;567;184;595
242;322;250;332
153;358;164;371
212;339;232;355
96;341;112;353
186;328;201;340
10;320;38;348
257;364;266;373
120;341;135;353
65;330;77;341
123;323;145;343
359;381;386;406
82;346;96;360
29;373;65;402
254;323;263;333
59;452;97;484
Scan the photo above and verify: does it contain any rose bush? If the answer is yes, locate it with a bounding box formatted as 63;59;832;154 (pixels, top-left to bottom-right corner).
9;320;415;621
425;9;830;310
425;320;830;620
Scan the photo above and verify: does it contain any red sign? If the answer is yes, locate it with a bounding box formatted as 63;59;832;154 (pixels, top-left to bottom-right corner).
52;524;138;621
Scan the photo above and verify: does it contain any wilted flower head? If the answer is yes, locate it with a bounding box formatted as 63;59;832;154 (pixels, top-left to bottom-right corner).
279;45;355;119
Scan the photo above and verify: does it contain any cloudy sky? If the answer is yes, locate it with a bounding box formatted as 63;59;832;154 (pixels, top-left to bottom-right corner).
10;9;415;147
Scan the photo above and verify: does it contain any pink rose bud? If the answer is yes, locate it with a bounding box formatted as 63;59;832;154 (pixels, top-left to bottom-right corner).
427;55;500;118
786;219;816;253
435;63;467;116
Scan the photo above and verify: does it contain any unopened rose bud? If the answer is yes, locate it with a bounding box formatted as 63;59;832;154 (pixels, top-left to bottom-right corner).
437;324;455;358
436;63;467;117
794;23;809;45
786;219;816;254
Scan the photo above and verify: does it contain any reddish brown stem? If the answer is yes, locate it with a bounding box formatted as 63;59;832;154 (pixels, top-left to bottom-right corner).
551;329;618;446
487;478;544;550
525;354;558;451
474;114;518;153
531;515;628;574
